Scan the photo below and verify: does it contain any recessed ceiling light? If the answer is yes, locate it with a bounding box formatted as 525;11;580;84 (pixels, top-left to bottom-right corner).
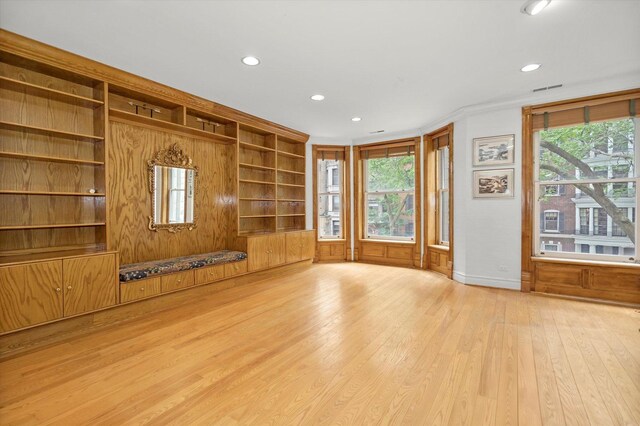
521;63;541;72
351;117;362;122
242;56;260;66
310;94;325;101
521;0;551;16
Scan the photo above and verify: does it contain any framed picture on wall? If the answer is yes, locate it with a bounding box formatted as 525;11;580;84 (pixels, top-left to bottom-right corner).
472;134;515;166
473;168;515;198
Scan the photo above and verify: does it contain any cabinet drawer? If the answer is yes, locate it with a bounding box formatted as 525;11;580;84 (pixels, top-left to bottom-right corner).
225;260;248;278
161;270;194;293
195;264;225;285
120;277;161;303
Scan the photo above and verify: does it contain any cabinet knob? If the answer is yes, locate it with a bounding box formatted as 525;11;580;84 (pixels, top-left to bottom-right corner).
140;287;145;292
209;272;215;276
55;287;61;292
67;285;72;290
177;279;181;283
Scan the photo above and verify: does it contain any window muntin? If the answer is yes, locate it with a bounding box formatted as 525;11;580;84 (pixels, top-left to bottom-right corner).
437;146;450;245
364;154;415;240
317;158;343;239
535;117;638;262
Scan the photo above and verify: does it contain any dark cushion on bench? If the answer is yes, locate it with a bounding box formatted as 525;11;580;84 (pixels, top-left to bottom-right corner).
119;250;247;282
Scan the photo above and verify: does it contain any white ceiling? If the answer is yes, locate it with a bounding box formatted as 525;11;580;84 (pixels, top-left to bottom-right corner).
1;0;639;139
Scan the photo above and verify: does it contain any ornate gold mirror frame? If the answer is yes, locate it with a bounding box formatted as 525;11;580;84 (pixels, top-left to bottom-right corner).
147;143;199;232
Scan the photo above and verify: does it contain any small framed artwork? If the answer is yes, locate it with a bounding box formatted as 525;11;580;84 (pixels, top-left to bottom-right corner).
473;134;515;166
473;168;515;198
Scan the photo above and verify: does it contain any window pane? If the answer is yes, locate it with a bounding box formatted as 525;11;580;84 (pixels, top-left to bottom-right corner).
366;192;415;239
537;118;635;181
318;194;341;238
439;147;449;189
317;159;341;193
538;182;636;258
440;191;449;244
366;156;415;192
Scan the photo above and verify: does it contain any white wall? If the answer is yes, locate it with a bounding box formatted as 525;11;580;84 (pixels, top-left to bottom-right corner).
451;107;522;289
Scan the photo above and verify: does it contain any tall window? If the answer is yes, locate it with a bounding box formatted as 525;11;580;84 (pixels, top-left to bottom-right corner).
535;116;638;262
317;151;345;239
437;145;450;245
363;145;416;240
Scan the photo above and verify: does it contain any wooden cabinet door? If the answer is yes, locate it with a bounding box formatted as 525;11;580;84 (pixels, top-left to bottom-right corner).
225;260;247;277
300;230;316;260
248;235;270;272
0;261;63;333
120;277;161;303
285;232;302;263
63;254;117;317
269;234;286;267
194;264;225;285
161;270;194;293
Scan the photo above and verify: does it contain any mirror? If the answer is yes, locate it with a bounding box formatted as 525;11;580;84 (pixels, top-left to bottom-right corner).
148;144;198;232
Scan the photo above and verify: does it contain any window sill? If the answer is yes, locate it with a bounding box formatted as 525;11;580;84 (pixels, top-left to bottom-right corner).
362;239;415;245
531;256;640;269
318;238;346;242
428;244;450;251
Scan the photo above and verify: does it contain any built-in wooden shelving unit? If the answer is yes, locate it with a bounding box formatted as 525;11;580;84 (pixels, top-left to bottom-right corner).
236;127;307;235
0;51;108;259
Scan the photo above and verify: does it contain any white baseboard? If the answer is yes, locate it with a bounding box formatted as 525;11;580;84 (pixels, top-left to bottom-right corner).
453;271;520;290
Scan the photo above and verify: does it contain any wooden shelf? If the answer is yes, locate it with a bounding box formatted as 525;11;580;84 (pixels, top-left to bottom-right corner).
0;247;110;266
278;150;305;159
277;227;305;232
277;183;305;188
0;190;105;196
109;108;236;144
0;120;104;141
277;199;305;202
239;179;275;185
277;214;305;217
239;215;276;218
240;142;276;152
0;76;104;108
0;151;104;165
239;198;276;201
0;223;106;230
239;162;276;171
278;169;305;175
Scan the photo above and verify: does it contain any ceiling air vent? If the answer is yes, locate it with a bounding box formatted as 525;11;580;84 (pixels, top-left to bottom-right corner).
533;84;563;93
369;130;385;134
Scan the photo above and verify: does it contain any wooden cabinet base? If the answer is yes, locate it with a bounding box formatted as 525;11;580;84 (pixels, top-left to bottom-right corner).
0;260;311;357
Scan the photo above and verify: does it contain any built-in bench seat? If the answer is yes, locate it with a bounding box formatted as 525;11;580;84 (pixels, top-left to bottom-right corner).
119;250;247;282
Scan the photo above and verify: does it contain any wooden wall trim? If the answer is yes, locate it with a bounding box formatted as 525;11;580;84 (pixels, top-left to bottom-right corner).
0;29;309;143
423;123;454;278
521;107;533;292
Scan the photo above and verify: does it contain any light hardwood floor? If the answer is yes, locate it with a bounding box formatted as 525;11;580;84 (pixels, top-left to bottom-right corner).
0;263;638;425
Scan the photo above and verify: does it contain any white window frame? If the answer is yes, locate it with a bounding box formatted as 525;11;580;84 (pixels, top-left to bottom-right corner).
543;209;560;232
317;158;344;240
363;156;415;241
533;117;639;263
437;146;450;246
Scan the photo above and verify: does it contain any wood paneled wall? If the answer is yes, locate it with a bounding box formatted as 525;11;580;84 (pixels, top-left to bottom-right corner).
108;121;235;264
